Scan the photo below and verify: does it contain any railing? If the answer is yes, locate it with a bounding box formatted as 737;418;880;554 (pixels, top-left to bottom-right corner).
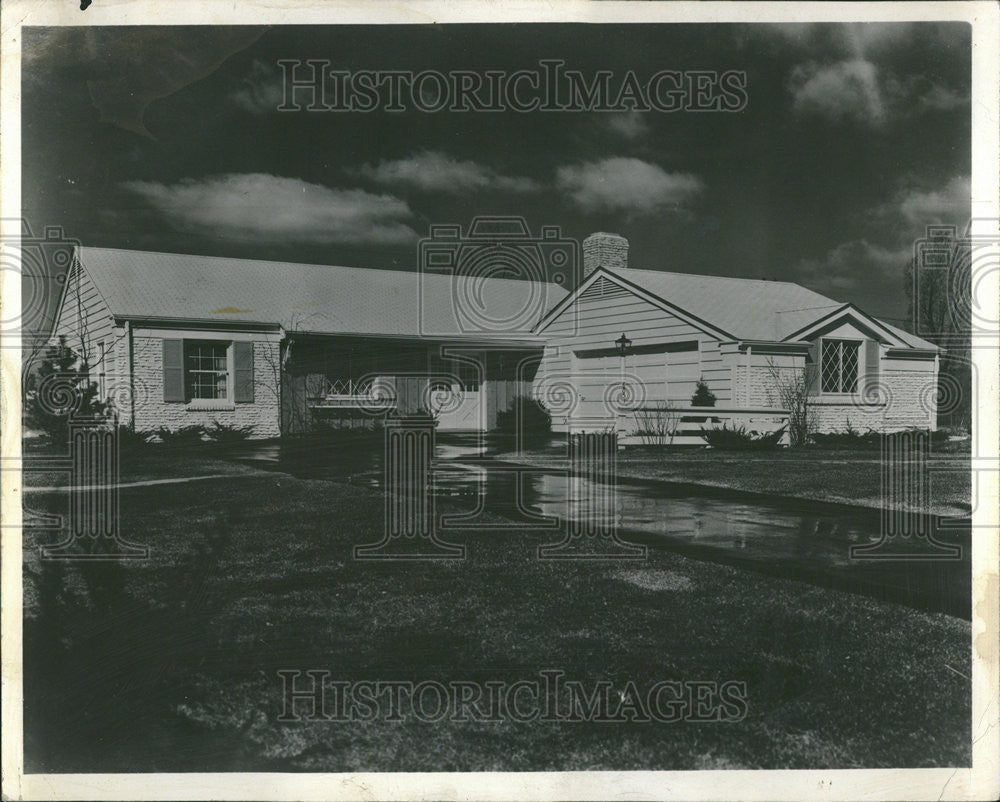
324;377;374;398
308;377;395;409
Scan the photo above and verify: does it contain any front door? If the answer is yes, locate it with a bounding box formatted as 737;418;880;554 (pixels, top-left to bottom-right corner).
427;380;483;430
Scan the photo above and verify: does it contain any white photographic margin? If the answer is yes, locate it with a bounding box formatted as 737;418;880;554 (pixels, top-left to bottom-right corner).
1;1;997;800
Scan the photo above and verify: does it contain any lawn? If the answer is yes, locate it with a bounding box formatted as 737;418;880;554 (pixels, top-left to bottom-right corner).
497;443;972;518
22;469;971;772
21;438;267;488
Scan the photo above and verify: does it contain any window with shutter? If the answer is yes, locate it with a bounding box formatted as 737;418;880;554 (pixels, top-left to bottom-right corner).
185;341;230;400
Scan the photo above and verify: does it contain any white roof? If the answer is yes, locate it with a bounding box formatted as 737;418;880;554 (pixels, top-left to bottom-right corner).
75;246;569;342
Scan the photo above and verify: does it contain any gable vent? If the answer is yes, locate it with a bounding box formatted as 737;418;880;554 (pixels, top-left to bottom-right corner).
579;277;630;300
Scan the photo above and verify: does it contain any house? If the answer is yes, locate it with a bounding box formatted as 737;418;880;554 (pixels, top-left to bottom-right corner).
50;246;564;437
534;233;939;439
49;233;939;440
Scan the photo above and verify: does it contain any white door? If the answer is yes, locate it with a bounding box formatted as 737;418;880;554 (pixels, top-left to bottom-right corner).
427;380;483;430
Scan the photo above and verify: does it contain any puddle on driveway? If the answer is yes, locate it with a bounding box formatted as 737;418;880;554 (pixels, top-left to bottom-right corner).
228;433;971;619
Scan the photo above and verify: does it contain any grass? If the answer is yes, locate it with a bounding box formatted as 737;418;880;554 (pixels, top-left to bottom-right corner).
497;444;972;518
21;438;267;488
23;472;971;772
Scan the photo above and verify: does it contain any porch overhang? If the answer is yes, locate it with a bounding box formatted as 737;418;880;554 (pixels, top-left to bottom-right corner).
115;314;283;333
290;329;548;349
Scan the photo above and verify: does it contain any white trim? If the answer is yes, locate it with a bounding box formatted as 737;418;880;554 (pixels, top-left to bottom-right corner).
784;305;915;349
133;326;280;342
533;267;733;341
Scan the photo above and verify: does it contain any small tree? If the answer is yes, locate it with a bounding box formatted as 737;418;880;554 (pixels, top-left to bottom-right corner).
764;358;815;447
24;336;108;445
691;379;716;407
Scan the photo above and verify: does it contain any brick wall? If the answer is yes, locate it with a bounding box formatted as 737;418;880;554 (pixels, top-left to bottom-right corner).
130;335;281;438
734;351;937;433
809;365;936;433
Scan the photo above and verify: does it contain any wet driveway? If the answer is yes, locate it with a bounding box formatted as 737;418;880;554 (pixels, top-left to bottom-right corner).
227;433;971;619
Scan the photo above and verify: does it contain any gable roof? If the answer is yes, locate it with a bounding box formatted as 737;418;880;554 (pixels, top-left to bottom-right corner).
73;246;569;342
536;265;936;350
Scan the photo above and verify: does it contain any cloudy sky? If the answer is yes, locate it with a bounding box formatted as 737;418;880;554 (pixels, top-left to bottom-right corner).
23;23;970;324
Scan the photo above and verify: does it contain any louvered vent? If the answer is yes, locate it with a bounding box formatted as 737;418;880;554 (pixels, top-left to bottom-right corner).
578;276;630;300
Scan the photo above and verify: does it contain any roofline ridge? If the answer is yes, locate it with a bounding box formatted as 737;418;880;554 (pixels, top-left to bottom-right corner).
613;265;820;288
77;245;565;287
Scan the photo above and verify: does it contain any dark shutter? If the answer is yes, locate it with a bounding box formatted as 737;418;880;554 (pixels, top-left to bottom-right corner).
234;341;254;403
162;339;185;402
805;341;820;395
863;339;881;402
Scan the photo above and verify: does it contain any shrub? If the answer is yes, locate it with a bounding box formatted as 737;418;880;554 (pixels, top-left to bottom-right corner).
24;336;109;445
154;424;207;446
812;426;953;449
116;426;154;450
691;379;716;407
495;396;551;433
700;422;786;450
205;420;256;444
632;401;681;445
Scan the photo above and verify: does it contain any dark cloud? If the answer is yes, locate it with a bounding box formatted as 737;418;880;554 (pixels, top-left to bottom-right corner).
21;22;971;322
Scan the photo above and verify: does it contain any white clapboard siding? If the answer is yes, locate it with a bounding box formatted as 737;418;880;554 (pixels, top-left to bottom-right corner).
536;276;732;416
53;261;116;363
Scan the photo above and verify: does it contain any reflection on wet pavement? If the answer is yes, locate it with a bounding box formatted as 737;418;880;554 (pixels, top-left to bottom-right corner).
228;433;970;618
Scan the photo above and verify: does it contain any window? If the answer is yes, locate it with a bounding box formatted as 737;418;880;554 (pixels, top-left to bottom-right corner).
820;339;860;393
185;341;229;400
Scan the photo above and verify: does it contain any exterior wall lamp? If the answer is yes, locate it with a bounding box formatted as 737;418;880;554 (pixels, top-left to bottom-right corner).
615;332;632;357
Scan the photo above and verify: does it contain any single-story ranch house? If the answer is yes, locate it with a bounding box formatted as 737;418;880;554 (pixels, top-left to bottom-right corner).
50;232;939;440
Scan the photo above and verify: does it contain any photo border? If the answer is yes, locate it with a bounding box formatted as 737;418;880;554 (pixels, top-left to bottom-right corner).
1;2;997;800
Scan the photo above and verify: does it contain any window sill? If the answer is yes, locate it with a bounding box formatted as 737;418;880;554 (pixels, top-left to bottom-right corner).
809;395;885;407
185;400;236;411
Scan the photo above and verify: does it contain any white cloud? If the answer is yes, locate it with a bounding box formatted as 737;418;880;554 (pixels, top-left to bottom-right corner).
123;173;418;246
604;112;650;141
789;59;885;125
555;158;703;215
796;239;909;294
351;151;538;194
915;83;969;112
893;176;971;229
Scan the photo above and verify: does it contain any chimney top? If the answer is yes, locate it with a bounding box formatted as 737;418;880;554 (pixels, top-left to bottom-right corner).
582;232;629;279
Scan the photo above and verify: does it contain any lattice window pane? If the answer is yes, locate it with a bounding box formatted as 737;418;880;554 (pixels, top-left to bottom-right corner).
821;340;840;392
820;340;860;393
840;343;859;392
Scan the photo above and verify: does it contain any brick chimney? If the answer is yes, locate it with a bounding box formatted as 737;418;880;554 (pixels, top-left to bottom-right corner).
582;232;628;279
